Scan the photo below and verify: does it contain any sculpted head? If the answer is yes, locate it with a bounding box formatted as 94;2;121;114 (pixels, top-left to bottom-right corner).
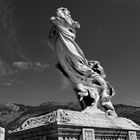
55;7;80;30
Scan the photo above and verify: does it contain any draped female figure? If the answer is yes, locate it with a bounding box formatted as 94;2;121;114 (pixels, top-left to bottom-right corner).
48;8;117;116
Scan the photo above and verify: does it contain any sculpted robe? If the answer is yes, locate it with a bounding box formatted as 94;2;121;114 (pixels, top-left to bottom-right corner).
48;8;117;116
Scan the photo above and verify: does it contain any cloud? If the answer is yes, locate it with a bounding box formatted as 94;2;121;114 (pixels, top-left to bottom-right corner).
0;59;21;85
0;60;50;86
0;78;23;86
12;61;49;71
0;0;51;86
0;0;25;62
127;98;140;105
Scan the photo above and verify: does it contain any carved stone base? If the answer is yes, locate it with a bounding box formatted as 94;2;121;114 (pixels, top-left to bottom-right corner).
0;127;5;140
7;109;140;140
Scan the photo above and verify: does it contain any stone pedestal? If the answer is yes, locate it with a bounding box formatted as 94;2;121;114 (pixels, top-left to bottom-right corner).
0;127;5;140
7;109;140;140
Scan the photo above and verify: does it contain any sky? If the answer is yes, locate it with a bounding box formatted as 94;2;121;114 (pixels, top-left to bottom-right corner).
0;0;140;106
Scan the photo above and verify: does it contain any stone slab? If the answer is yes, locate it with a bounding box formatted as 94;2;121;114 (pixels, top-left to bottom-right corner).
10;109;140;133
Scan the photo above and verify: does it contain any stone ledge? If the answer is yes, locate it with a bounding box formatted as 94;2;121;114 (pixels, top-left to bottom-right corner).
57;109;140;130
10;109;140;133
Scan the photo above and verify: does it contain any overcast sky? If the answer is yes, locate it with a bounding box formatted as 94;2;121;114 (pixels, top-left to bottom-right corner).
0;0;140;106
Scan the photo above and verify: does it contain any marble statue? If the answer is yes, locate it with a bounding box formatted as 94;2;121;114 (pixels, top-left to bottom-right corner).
48;7;117;116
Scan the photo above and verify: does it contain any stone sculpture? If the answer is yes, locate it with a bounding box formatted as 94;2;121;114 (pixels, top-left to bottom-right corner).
48;7;117;116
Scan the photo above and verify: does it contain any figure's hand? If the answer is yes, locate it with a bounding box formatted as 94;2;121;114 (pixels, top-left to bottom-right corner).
78;91;88;101
78;91;88;97
77;83;87;93
76;84;88;101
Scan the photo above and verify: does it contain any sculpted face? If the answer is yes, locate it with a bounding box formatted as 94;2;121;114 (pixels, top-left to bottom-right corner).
56;8;80;30
57;8;71;23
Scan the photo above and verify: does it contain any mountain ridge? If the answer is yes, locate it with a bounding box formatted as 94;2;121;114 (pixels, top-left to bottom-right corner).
0;102;139;131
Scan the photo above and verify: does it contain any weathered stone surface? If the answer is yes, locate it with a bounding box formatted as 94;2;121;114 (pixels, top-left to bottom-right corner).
10;111;57;133
0;127;5;140
57;109;140;130
10;109;140;133
48;7;117;116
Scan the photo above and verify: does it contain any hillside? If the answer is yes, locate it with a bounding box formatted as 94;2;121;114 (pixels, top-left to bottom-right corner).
0;102;139;131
